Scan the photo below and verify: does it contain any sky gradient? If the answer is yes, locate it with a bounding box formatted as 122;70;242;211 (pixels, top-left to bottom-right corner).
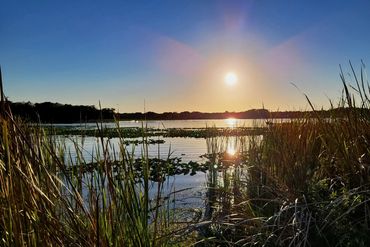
1;0;370;113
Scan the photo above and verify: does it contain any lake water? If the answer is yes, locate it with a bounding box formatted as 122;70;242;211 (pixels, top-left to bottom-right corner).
61;136;212;209
52;118;268;129
59;119;266;209
64;136;208;162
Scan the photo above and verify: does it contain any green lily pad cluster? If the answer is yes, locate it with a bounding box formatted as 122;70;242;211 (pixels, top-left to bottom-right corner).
46;126;266;138
64;153;247;182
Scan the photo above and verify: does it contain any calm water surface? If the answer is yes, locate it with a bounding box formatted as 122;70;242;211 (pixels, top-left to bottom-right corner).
59;119;266;207
62;136;211;208
63;136;208;163
53;118;268;129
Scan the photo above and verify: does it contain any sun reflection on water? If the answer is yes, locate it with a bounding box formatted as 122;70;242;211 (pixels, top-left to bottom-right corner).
225;118;237;128
226;141;237;156
226;146;236;156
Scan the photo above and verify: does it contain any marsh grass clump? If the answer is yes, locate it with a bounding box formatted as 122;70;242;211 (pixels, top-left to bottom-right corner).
253;65;369;246
0;109;176;246
0;70;185;246
196;63;370;246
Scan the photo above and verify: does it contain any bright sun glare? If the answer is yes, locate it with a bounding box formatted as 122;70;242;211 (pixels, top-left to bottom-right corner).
226;142;237;156
225;72;238;86
225;117;237;128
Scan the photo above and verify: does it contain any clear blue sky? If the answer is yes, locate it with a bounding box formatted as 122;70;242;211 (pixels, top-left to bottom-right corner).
1;0;370;112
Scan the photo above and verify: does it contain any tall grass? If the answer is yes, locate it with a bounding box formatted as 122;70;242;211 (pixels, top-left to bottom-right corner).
1;62;370;246
196;63;370;246
0;68;179;246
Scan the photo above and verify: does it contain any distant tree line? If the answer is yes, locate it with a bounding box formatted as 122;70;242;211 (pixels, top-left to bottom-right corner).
119;109;271;120
118;108;370;120
119;109;292;120
8;101;370;123
9;101;115;123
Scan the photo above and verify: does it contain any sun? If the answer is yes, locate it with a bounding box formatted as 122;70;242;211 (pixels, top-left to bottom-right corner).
224;72;238;86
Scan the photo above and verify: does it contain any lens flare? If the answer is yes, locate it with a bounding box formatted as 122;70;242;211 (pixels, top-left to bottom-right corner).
224;72;238;86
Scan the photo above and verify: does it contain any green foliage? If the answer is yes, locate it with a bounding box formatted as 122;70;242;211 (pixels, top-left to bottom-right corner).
196;62;370;246
0;104;181;246
9;101;115;123
47;126;266;139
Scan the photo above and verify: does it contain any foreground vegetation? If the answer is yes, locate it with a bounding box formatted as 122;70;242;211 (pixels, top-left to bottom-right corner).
1;63;370;246
196;64;370;246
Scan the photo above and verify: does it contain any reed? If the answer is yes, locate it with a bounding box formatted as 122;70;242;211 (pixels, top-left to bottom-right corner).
1;62;370;246
0;70;181;246
195;62;370;246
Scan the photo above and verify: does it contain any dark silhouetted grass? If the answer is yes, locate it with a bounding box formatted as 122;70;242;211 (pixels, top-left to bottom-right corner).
196;62;370;246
